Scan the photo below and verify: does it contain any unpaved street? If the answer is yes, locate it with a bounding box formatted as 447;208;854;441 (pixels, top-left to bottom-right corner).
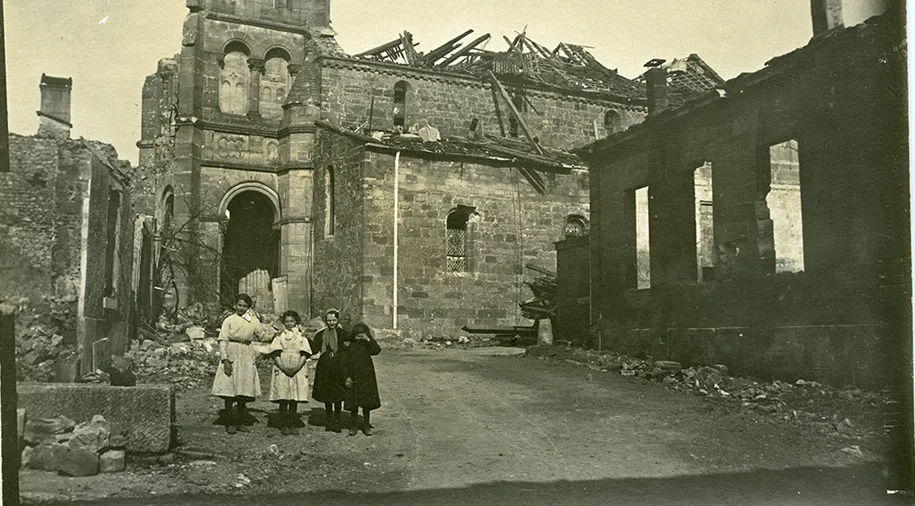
21;347;904;505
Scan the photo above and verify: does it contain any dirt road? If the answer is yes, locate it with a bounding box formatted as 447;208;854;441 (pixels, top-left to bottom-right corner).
20;347;905;505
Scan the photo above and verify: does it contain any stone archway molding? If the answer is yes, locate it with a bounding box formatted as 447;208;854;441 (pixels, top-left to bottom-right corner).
217;181;282;225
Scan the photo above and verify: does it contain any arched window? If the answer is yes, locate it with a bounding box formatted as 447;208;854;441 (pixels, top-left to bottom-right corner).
563;215;588;238
446;205;478;273
219;42;250;115
604;110;622;135
260;48;291;120
393;81;409;130
159;185;175;232
324;166;335;237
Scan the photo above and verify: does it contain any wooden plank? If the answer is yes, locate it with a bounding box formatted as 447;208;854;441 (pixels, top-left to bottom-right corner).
355;37;403;58
420;29;474;65
486;71;545;155
437;33;491;67
400;31;417;65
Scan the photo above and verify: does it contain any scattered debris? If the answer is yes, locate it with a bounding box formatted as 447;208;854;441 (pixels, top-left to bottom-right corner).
525;344;887;442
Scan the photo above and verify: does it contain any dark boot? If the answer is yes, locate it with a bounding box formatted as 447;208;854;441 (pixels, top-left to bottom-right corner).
332;411;342;433
224;403;237;434
362;410;373;436
236;404;251;433
348;411;359;436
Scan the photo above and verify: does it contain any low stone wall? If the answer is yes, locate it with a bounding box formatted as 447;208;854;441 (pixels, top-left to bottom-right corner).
17;383;175;454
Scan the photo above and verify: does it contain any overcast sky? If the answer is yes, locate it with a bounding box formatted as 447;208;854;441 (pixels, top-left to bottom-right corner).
4;0;891;165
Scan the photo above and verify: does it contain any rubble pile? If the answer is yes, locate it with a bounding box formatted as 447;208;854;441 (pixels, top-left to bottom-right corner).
13;299;79;383
519;264;556;323
526;345;886;441
20;412;127;476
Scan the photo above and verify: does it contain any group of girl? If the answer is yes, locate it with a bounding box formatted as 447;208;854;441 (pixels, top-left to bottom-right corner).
211;294;381;437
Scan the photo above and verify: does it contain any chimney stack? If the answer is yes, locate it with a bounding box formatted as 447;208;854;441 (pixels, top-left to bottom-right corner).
644;65;669;115
810;0;844;38
37;74;72;139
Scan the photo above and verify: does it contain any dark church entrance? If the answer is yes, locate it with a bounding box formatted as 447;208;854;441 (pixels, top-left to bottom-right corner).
220;190;280;308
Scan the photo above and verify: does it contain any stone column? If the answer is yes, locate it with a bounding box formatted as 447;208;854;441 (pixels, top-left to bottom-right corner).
247;58;265;119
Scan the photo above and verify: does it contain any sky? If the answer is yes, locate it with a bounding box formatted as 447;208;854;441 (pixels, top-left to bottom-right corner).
4;0;891;165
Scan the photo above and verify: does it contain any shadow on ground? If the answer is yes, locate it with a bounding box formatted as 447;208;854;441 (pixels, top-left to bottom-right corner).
29;463;909;506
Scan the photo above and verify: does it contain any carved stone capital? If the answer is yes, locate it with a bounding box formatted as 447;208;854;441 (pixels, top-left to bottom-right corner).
247;58;266;74
216;55;225;69
287;64;303;76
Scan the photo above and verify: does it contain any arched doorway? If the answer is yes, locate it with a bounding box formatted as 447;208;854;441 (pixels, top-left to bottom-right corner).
220;190;280;306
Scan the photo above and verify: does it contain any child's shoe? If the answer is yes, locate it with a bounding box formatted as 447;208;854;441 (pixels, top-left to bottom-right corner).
362;422;373;437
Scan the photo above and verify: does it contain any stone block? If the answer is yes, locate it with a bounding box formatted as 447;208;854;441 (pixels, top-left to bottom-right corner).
58;446;99;477
69;415;111;453
99;449;126;473
17;383;175;454
28;443;67;471
23;415;76;446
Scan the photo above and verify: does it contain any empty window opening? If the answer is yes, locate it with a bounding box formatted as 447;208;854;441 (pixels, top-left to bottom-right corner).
393;81;408;130
105;190;122;296
446;205;477;273
694;162;715;282
324;166;335;237
219;42;250;115
634;186;651;289
767;139;804;273
604;110;622;135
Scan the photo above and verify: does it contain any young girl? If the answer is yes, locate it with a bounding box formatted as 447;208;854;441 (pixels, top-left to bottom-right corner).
340;323;381;436
310;309;347;433
261;310;312;435
211;293;262;434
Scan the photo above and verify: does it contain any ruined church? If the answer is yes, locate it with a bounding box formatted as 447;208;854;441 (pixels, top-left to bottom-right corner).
136;0;720;334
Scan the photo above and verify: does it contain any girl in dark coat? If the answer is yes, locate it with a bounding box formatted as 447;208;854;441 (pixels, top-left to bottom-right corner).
310;308;347;432
340;323;381;436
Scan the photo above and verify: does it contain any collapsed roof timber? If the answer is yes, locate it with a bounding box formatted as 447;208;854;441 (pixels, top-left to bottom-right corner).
354;29;724;107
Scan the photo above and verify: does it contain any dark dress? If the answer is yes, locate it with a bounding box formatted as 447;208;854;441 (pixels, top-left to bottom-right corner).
310;327;347;404
340;335;381;411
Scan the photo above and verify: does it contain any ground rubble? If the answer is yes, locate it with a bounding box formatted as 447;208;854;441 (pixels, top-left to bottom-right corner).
525;344;887;449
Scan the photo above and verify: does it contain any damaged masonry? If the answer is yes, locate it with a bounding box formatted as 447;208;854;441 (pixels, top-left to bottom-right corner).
2;0;912;501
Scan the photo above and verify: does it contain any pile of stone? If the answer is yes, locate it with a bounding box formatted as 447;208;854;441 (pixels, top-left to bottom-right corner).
20;411;126;476
128;328;221;390
13;303;79;383
527;344;886;440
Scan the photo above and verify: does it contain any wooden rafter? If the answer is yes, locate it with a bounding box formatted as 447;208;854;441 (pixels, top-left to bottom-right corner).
486;71;544;155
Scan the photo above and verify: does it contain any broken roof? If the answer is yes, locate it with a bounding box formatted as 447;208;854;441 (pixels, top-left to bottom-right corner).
315;119;585;194
350;30;645;101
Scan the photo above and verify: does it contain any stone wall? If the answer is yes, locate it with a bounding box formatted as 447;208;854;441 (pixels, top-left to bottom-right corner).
319;59;645;151
312;133;365;324
1;135;71;313
555;235;590;345
580;17;909;387
356;148;590;336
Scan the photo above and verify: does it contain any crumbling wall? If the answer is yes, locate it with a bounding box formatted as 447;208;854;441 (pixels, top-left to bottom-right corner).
581;17;908;387
1;134;88;331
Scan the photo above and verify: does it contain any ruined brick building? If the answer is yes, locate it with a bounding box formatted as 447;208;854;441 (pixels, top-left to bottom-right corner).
136;0;722;333
557;5;909;390
2;75;135;375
